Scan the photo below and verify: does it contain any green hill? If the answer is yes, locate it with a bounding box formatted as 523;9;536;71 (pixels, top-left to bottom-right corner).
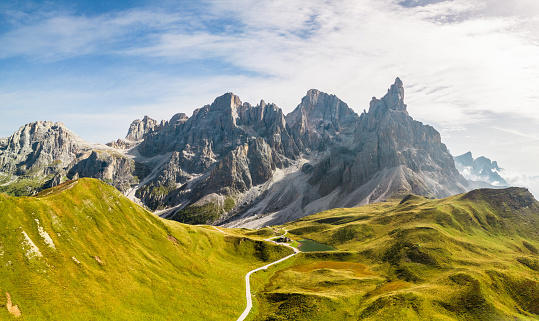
0;178;292;320
5;179;539;320
249;187;539;320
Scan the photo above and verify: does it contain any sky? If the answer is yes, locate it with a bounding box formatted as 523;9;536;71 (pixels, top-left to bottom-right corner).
1;0;539;190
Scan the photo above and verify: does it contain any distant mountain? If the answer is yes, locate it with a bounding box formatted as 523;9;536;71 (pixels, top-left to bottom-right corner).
0;78;470;226
0;121;146;195
454;151;509;188
125;115;165;141
125;78;468;227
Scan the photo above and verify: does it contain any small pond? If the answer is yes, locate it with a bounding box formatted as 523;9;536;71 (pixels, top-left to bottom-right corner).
297;239;336;252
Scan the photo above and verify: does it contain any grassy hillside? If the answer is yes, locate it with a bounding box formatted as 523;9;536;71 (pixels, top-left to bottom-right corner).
0;178;292;320
250;188;539;320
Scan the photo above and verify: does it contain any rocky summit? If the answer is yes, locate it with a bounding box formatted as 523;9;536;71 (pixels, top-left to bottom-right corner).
0;78;470;227
0;121;143;194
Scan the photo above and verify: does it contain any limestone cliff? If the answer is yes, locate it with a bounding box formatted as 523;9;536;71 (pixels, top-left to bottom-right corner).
0;79;472;226
0;121;141;193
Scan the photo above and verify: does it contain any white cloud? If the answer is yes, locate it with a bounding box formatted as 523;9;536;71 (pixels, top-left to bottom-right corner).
0;9;185;60
502;169;539;199
2;0;539;176
483;0;539;18
112;0;539;124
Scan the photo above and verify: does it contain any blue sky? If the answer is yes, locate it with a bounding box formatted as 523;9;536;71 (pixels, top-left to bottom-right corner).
1;0;539;187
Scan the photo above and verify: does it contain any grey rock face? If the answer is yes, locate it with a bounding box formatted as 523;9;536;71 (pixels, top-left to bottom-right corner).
224;79;470;227
134;93;300;212
0;137;7;149
286;89;358;151
135;151;191;209
348;78;467;195
237;100;299;158
125;116;163;141
0;121;141;193
455;151;474;167
137;93;241;166
68;150;136;192
44;170;66;189
122;78;470;227
303;78;468;201
1;78;473;227
0;121;84;176
106;139;137;150
199;137;280;196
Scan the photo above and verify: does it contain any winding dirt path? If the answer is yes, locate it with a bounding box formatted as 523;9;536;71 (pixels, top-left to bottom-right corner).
236;231;300;321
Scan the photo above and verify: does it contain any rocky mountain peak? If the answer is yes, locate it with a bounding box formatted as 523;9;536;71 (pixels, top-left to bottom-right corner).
4;121;79;153
0;79;478;227
288;89;357;129
286;89;358;151
0;137;7;149
125;116;161;141
0;120;141;192
455;151;474;167
209;92;242;113
333;78;469;206
387;77;405;108
302;89;321;104
369;77;407;116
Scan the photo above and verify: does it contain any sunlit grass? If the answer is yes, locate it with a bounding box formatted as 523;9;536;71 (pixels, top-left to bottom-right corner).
252;189;539;320
0;178;292;320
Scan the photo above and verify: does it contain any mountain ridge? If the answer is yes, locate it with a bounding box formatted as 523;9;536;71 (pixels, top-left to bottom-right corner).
0;78;471;227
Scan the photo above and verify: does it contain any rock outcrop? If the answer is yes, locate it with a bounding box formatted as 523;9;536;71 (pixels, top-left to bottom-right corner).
286;89;357;151
0;121;83;176
345;77;467;198
133;93;298;218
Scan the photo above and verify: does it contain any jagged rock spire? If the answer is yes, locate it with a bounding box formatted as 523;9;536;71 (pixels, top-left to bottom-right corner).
126;116;161;141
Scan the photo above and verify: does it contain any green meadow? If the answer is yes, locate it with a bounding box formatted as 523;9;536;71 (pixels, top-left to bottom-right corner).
248;188;539;320
3;178;539;320
0;178;291;320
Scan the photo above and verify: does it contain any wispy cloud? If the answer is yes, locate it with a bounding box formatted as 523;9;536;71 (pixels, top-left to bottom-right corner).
492;127;539;142
1;0;539;175
0;8;186;61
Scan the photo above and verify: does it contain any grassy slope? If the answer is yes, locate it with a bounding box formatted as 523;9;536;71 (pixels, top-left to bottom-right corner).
0;178;292;320
252;188;539;321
